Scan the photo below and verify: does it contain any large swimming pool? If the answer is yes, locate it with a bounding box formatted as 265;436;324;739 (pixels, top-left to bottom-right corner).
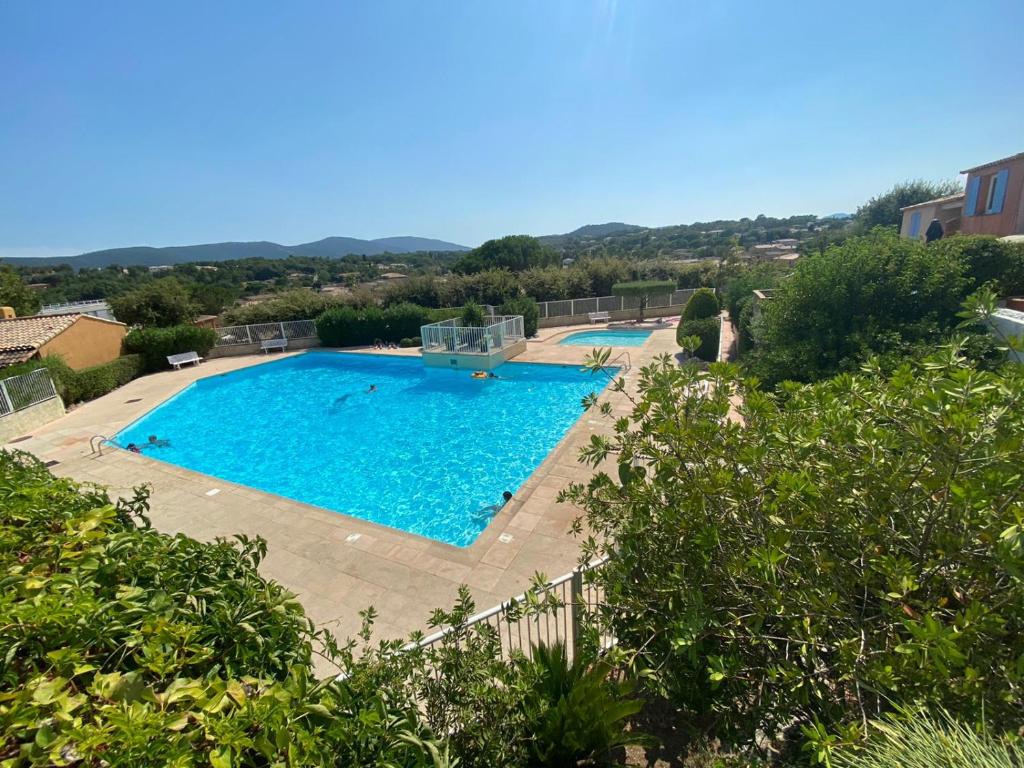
114;352;609;547
559;329;652;347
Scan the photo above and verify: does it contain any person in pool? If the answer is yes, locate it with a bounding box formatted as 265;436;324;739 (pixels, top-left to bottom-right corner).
367;384;377;393
126;443;142;454
147;435;170;449
476;491;514;517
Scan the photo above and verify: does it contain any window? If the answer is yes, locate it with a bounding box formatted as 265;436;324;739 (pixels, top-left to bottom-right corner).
908;211;922;238
984;169;1009;215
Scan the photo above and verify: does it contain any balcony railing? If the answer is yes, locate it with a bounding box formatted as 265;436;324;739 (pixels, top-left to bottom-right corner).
420;315;524;355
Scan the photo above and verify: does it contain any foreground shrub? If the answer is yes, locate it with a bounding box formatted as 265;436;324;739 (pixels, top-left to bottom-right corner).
565;345;1024;759
832;712;1024;768
124;324;218;371
680;286;720;320
0;451;442;766
676;315;720;359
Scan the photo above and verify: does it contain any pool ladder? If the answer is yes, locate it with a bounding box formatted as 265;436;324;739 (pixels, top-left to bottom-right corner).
606;350;632;373
89;435;110;456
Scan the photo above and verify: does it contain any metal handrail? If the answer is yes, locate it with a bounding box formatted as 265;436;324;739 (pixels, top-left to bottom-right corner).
607;350;632;373
89;435;110;455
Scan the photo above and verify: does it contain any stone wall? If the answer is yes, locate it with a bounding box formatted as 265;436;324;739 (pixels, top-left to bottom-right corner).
0;397;66;445
537;303;681;329
207;337;321;359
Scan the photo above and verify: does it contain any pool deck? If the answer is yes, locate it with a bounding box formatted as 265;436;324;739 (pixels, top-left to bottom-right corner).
6;321;679;672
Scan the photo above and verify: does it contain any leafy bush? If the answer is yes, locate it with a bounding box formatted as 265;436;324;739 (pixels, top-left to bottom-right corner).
565;347;1024;759
747;230;971;386
681;287;720;320
676;316;720;359
0;451;449;766
399;336;422;348
460;300;487;327
317;304;460;347
221;289;345;325
124;324;218;371
499;296;540;337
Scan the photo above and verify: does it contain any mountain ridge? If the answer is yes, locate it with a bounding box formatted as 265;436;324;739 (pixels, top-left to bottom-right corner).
1;236;471;269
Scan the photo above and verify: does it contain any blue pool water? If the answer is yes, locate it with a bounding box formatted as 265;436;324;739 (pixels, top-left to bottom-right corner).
559;329;652;347
114;352;610;547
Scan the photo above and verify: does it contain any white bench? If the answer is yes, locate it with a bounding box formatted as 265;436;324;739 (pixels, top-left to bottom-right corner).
588;311;610;324
167;351;202;369
261;338;288;353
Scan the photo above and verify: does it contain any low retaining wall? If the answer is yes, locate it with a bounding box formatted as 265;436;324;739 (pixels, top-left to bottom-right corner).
538;304;681;329
208;337;321;359
422;339;528;371
0;397;66;445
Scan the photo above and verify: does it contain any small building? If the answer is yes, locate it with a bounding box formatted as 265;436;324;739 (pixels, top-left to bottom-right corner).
0;313;127;370
193;315;219;330
960;152;1024;237
899;193;966;240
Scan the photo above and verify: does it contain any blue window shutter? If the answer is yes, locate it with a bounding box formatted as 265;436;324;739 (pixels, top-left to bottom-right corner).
909;211;921;237
965;176;981;216
987;169;1009;214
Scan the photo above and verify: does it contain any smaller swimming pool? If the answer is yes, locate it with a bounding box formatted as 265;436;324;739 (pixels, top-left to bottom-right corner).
559;329;653;347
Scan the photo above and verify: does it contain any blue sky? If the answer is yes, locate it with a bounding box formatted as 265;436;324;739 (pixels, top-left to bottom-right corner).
1;1;1022;257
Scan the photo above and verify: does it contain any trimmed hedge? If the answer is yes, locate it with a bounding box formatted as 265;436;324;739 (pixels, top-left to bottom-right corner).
70;355;144;403
677;316;720;360
681;287;720;320
124;325;218;372
317;303;460;347
0;354;143;405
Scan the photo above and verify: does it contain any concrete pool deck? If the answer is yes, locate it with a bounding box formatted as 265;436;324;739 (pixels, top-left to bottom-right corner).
6;322;679;668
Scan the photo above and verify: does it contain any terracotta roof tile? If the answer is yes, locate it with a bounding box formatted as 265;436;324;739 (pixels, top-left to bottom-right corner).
0;313;79;357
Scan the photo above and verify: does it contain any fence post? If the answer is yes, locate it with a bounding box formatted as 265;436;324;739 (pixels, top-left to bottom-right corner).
279;321;286;340
569;568;584;661
0;379;12;414
244;325;253;344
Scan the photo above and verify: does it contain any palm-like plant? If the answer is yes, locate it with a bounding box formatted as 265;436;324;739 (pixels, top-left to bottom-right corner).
526;641;654;767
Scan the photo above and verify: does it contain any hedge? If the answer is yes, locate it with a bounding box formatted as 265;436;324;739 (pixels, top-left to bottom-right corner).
125;325;218;372
317;303;460;347
681;287;720;320
677;316;720;360
0;354;143;405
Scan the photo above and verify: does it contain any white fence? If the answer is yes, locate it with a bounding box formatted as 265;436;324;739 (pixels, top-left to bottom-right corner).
410;557;609;663
214;320;318;347
420;315;525;355
38;299;115;321
0;369;59;418
538;289;697;319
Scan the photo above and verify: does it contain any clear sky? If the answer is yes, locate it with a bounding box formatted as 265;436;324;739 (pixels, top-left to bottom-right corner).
2;1;1022;257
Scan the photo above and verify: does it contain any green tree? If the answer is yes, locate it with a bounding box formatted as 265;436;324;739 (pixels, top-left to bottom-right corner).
109;277;197;327
680;287;720;320
0;265;41;316
499;296;540;337
565;347;1024;760
453;235;558;274
611;279;675;321
854;180;962;231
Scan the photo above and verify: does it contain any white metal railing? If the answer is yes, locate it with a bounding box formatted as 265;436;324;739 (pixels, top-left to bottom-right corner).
0;369;59;418
409;557;609;663
214;319;318;347
538;289;697;319
420;315;525;355
38;300;114;320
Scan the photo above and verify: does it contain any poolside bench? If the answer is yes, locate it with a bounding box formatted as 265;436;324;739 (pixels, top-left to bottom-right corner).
167;351;202;370
588;311;610;324
261;338;289;354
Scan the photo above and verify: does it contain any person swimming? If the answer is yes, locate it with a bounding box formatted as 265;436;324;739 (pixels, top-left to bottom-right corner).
147;435;170;449
475;491;513;517
126;443;142;454
367;384;377;393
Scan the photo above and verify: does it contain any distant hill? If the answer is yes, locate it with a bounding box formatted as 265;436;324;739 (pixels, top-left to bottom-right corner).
822;212;853;220
538;222;645;247
2;236;470;269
